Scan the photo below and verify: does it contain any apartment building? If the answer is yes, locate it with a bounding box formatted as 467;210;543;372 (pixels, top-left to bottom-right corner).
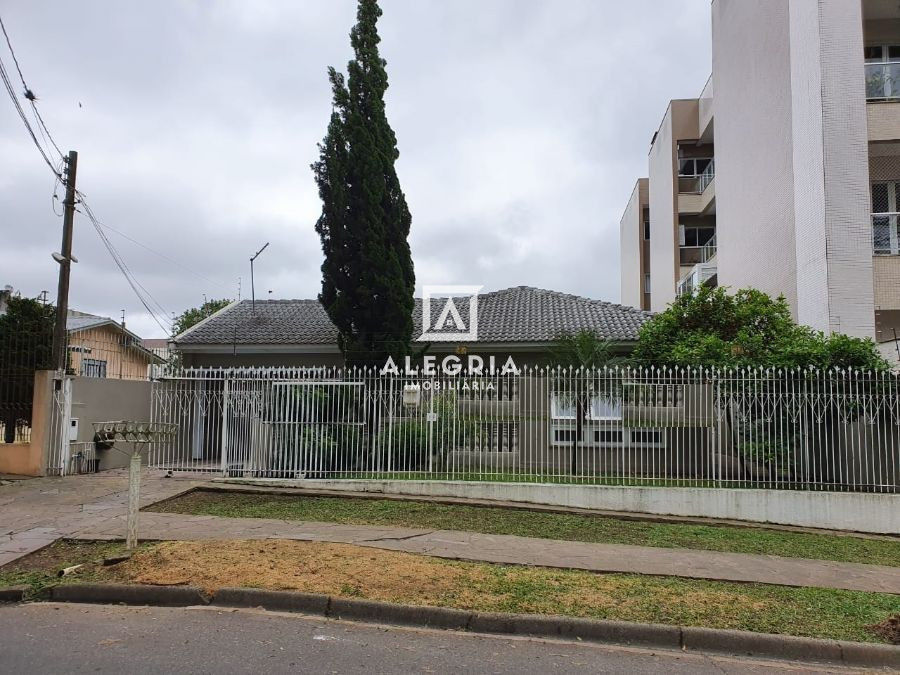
620;0;900;358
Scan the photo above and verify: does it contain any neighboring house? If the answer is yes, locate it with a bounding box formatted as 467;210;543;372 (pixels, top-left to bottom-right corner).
67;311;162;379
620;0;900;352
171;286;651;368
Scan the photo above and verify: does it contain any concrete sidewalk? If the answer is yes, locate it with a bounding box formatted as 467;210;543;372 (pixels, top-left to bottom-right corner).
74;509;900;594
0;470;202;567
2;470;900;595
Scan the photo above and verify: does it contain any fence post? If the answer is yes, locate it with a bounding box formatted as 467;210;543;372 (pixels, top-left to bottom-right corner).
126;451;141;549
220;377;230;476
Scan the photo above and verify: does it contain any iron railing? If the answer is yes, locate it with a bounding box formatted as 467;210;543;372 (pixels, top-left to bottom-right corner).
148;366;900;492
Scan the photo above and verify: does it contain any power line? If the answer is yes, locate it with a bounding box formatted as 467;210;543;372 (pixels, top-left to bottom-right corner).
0;14;63;160
0;50;58;176
0;15;175;336
76;194;173;335
95;220;231;293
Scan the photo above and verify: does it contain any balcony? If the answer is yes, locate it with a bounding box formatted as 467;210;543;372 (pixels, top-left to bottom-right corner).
677;160;716;194
679;234;717;266
873;212;900;255
677;261;717;297
866;62;900;101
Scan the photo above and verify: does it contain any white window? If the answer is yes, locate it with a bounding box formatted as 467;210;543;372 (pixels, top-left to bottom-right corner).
872;181;900;255
590;395;622;421
643;273;651;294
865;45;900;100
550;393;576;419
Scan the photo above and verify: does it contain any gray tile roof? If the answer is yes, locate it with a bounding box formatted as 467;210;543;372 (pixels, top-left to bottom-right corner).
175;286;651;347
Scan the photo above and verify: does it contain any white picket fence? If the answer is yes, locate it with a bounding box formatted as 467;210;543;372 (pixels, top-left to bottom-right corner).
147;366;900;492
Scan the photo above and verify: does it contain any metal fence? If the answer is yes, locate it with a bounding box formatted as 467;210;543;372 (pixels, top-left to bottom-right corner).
0;327;53;445
148;366;900;492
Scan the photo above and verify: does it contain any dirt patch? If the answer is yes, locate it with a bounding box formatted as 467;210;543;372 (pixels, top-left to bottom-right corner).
869;614;900;644
0;540;120;575
108;540;483;604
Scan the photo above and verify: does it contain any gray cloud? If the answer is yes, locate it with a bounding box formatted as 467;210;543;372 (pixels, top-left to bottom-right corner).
0;0;711;338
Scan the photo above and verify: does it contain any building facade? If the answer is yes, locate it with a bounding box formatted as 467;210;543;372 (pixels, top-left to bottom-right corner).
620;0;900;355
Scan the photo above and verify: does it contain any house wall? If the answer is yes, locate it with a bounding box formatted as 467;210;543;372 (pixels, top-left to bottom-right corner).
71;376;153;470
712;0;799;314
793;0;873;338
68;325;154;380
180;352;345;369
619;179;649;310
0;370;55;476
649;101;699;312
177;347;635;371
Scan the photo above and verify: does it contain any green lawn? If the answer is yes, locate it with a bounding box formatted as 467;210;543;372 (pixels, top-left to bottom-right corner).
149;489;900;567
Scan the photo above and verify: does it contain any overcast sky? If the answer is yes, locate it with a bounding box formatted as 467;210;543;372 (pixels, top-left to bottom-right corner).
0;1;711;338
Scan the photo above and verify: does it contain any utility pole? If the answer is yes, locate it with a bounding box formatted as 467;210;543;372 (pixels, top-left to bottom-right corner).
52;150;78;371
250;242;269;314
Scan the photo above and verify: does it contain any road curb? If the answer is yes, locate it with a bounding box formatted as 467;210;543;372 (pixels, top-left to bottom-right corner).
51;583;209;607
0;585;27;602
49;584;899;668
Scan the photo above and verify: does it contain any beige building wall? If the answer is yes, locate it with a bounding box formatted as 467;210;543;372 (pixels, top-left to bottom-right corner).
619;178;648;310
792;0;874;338
68;325;155;380
711;0;798;313
648;100;699;312
711;0;875;338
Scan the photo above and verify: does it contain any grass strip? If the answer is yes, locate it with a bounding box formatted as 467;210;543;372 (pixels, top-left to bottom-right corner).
149;490;900;567
2;539;897;644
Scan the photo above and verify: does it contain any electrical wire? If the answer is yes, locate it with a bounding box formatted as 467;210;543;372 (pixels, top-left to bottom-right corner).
95;220;231;293
0;14;63;160
76;193;174;335
0;50;59;176
0;14;207;338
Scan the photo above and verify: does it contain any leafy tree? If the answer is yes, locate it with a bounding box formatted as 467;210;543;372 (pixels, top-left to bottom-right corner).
633;286;888;370
547;331;624;474
0;296;55;442
172;298;231;336
312;0;415;367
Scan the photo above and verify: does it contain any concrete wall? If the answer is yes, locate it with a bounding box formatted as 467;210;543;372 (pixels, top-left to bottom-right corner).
712;0;799;313
711;0;875;338
224;478;900;535
800;0;874;338
0;370;55;477
619;179;648;310
71;376;152;470
648;101;699;312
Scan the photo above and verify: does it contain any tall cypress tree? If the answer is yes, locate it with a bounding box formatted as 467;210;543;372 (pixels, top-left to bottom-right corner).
313;0;415;367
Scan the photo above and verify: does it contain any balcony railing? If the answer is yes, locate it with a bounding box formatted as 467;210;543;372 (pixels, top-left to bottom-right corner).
873;212;900;255
700;234;717;263
679;236;716;267
677;160;715;194
677;261;717;297
866;62;900;101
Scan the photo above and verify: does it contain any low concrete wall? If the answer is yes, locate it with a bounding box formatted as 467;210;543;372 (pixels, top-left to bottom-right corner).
71;377;152;470
0;442;42;476
220;478;900;535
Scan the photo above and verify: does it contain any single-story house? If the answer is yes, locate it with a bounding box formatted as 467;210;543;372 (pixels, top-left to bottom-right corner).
170;286;652;369
67;311;164;379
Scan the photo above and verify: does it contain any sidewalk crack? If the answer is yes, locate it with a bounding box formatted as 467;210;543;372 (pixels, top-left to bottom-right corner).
356;530;436;544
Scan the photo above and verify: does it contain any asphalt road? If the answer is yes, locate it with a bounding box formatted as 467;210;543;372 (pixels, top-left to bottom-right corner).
0;603;852;674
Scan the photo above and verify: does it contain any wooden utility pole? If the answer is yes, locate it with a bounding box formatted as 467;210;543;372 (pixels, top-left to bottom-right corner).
52;150;78;371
